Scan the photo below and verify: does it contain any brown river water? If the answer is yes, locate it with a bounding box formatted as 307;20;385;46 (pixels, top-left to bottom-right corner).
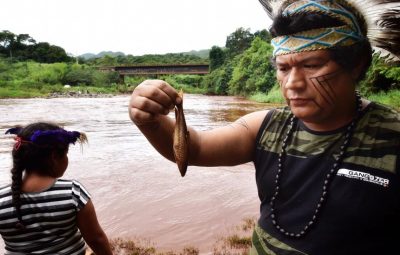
0;94;275;253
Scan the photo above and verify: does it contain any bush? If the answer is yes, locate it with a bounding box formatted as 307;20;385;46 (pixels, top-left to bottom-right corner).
360;56;400;94
63;68;94;86
201;66;232;95
228;37;275;96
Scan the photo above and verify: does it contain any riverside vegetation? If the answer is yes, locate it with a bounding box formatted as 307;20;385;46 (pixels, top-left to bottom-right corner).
1;29;399;108
85;217;257;255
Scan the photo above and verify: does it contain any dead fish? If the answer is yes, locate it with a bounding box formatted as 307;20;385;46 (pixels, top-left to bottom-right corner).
173;90;190;177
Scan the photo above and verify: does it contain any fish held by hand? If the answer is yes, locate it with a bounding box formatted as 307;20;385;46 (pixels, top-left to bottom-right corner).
173;90;190;177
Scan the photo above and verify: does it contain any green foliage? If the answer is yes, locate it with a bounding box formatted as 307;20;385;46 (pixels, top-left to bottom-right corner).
250;85;285;104
202;29;275;96
60;64;120;86
0;30;72;63
225;27;254;59
228;37;275;95
253;29;272;42
170;74;203;88
209;46;225;71
202;65;233;95
366;89;400;109
381;66;400;81
63;67;94;86
125;76;147;87
28;62;68;85
360;55;400;94
30;43;71;63
0;58;123;98
164;75;207;94
87;52;207;66
95;55;118;66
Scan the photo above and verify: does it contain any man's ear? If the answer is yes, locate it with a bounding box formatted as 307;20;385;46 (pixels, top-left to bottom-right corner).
351;59;366;81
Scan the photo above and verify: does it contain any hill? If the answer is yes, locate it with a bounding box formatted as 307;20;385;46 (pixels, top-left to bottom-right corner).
79;49;210;60
79;51;126;59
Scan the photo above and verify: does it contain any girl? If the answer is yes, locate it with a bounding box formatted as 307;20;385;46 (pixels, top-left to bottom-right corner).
1;122;113;255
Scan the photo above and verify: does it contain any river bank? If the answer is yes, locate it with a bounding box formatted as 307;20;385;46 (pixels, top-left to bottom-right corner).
1;85;399;109
47;90;115;98
85;217;255;255
0;85;125;99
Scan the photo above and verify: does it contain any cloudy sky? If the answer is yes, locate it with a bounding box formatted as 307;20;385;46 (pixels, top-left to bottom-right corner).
1;0;271;56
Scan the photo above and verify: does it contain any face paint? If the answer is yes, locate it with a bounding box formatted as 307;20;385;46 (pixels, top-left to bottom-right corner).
309;70;342;106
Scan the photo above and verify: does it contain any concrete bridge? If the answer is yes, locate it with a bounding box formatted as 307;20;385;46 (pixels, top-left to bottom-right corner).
99;63;209;82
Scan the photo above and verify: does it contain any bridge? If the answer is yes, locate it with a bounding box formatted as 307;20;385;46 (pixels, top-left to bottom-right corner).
99;63;209;82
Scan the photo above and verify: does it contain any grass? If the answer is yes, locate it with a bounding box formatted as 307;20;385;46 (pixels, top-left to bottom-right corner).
365;89;400;109
0;84;131;98
249;86;285;104
86;238;199;255
212;217;256;255
0;87;45;98
85;218;257;255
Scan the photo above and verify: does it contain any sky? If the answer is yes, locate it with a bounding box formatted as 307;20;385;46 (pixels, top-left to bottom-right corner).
1;0;272;57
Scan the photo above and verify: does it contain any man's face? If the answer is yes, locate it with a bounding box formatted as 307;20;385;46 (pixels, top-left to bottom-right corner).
275;50;356;125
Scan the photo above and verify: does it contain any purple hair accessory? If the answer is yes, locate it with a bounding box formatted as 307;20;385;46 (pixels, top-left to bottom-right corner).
30;130;82;145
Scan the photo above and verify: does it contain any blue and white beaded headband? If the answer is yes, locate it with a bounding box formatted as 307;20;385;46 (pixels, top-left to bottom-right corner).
271;0;365;56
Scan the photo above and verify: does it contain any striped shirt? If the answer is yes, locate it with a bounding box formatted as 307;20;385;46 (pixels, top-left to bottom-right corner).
0;179;91;254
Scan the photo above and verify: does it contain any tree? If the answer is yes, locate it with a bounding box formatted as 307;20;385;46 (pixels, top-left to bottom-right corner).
0;30;16;58
29;42;72;63
228;37;275;95
16;34;36;46
209;46;225;71
225;27;254;59
253;29;272;42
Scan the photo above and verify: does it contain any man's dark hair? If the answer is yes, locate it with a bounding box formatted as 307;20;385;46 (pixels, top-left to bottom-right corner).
270;12;372;82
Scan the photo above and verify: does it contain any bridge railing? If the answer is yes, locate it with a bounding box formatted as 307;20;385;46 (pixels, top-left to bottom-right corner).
99;64;209;76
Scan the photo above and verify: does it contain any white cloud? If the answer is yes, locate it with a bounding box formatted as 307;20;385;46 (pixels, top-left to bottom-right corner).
1;0;271;56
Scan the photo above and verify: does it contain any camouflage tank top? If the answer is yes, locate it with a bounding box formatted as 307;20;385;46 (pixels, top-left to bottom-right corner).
254;102;400;255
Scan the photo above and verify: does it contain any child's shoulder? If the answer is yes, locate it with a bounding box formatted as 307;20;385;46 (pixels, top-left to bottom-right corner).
56;178;81;184
54;179;87;189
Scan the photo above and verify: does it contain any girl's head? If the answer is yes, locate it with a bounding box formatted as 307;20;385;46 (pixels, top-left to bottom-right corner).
7;122;87;177
5;122;87;229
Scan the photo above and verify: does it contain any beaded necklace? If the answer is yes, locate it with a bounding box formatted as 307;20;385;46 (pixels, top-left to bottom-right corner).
270;92;363;238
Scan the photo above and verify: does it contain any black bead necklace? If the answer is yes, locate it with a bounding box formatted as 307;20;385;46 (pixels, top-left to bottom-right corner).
269;92;363;238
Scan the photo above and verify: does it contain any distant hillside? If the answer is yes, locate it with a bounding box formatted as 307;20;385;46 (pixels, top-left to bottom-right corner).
182;49;210;59
79;49;210;60
79;51;126;60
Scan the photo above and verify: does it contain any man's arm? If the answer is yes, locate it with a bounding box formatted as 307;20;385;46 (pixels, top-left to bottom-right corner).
129;79;268;167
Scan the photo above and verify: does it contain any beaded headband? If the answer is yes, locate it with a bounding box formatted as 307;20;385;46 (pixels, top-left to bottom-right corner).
270;0;365;56
259;0;400;61
5;127;87;151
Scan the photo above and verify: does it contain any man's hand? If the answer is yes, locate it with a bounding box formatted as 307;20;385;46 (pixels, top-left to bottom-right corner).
129;80;181;127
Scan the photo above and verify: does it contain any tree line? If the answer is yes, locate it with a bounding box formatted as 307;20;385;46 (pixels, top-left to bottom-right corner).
1;28;399;104
0;30;73;63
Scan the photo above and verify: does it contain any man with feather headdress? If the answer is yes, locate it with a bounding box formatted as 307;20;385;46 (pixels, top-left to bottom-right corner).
129;0;400;254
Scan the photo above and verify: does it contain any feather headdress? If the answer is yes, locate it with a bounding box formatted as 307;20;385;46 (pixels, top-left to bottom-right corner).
259;0;400;61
